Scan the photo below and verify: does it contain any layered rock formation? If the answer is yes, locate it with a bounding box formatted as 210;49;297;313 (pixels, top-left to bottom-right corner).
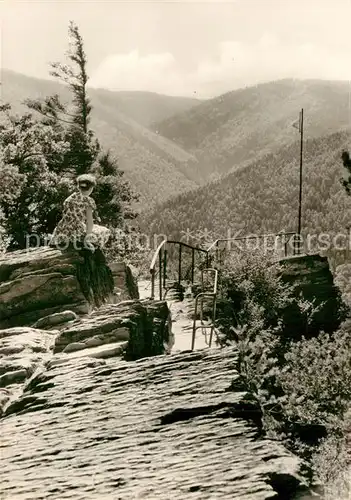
0;247;139;329
279;253;348;336
0;248;173;419
0;299;172;416
110;261;139;302
0;247;89;329
53;299;173;360
1;347;307;499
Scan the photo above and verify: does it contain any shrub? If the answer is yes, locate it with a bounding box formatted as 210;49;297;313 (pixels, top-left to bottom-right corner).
312;431;351;500
215;249;351;486
334;262;351;308
216;250;324;347
276;329;351;428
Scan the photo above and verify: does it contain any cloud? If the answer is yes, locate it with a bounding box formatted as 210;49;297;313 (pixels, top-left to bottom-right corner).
89;49;187;95
89;35;351;97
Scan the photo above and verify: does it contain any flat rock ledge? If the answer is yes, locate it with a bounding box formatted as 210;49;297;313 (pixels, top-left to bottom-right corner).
0;348;308;500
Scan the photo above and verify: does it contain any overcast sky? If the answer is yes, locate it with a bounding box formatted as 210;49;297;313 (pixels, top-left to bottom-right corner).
2;0;351;97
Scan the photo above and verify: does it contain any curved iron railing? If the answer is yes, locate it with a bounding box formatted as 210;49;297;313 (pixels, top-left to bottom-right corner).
150;232;300;300
150;239;209;300
149;239;167;300
148;229;335;352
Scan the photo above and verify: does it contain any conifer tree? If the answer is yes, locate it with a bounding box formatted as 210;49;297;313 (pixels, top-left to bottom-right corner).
0;21;139;250
26;21;138;227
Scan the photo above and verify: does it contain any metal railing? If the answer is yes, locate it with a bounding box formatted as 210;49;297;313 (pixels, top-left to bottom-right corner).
148;231;309;351
150;232;303;299
150;239;209;300
147;230;336;353
191;268;218;350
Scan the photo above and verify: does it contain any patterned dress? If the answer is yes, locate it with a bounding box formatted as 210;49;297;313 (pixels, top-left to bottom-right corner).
50;191;110;249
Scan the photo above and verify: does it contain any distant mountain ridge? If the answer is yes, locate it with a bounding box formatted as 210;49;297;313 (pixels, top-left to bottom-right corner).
3;70;351;214
152;78;351;180
1;69;201;127
0;69;202;205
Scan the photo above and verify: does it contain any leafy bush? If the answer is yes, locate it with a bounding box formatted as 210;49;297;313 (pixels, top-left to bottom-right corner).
0;108;74;248
312;431;351;500
216;250;325;347
334;262;351;308
276;330;351;428
0;210;10;255
215;250;351;486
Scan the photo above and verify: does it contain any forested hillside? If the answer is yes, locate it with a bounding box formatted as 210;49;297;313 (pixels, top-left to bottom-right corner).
141;129;351;241
1;69;201;205
2;69;200;127
4;70;351;212
153;79;351;180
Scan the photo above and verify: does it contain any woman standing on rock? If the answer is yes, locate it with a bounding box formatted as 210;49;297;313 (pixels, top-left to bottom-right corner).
50;174;114;307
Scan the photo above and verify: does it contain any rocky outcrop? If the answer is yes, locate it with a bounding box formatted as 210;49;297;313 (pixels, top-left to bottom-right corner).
31;310;79;330
1;348;307;499
54;299;173;360
0;298;172;416
0;247;91;329
0;247;139;329
279;253;348;336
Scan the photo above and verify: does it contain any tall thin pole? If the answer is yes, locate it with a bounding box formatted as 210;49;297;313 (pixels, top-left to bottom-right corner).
297;108;304;252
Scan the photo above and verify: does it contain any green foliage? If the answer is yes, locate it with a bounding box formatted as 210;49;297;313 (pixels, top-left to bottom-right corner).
63;127;100;177
91;152;138;228
334;262;351;308
340;149;351;195
0;161;25;205
26;21;136;205
50;21;91;132
312;431;351;499
230;315;351;486
276;330;351;427
0;208;10;255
